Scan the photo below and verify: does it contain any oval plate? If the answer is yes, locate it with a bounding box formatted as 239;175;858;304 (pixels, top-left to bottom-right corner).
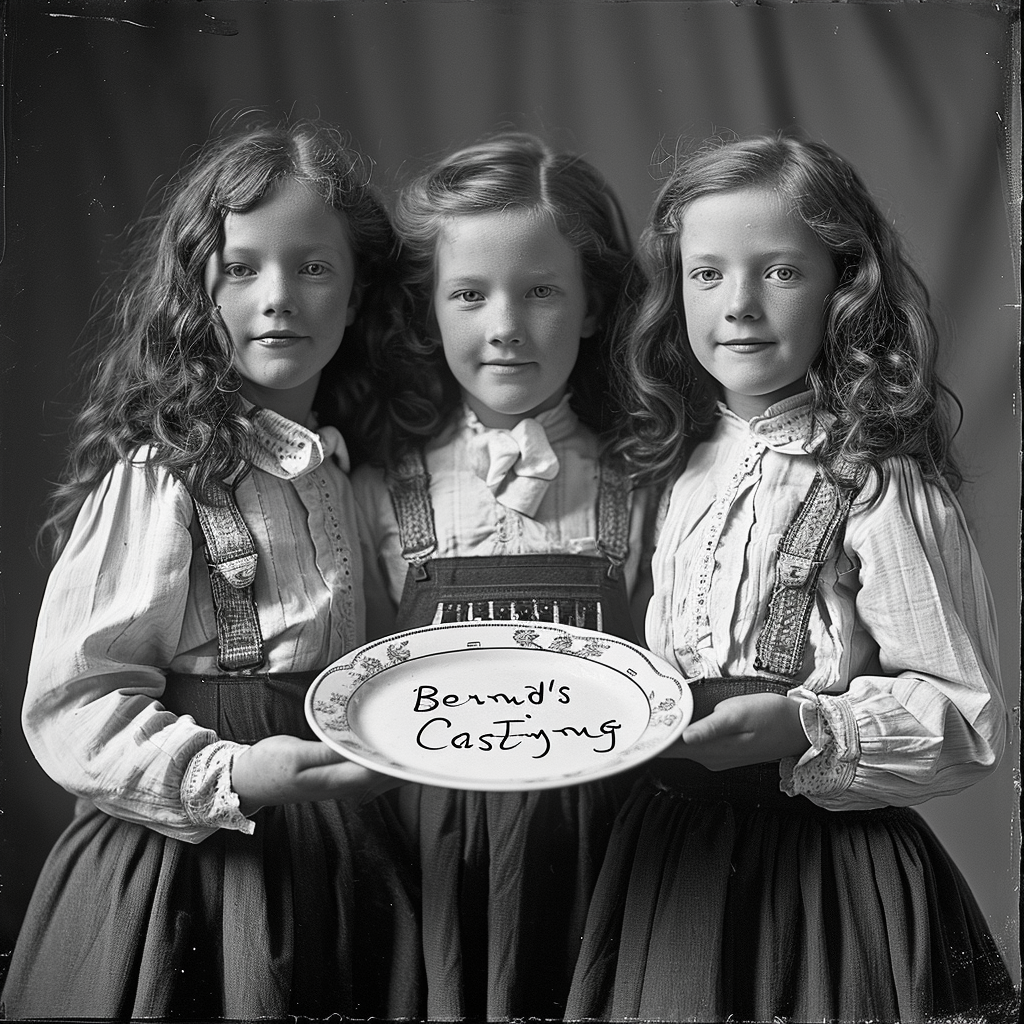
305;621;691;791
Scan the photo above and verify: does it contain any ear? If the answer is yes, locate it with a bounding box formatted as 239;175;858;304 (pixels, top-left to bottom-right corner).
346;281;365;326
580;296;601;339
203;251;221;300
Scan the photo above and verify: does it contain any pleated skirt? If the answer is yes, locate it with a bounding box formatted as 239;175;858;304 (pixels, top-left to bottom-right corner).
564;757;1017;1023
397;769;641;1022
1;672;424;1021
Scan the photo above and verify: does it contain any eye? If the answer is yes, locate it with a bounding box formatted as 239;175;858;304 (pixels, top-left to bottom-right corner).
223;263;254;279
767;266;799;282
453;289;484;303
689;268;721;284
529;285;554;298
302;261;329;277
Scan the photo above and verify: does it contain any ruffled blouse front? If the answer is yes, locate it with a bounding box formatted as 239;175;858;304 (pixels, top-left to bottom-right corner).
353;397;649;605
23;408;370;842
647;393;1006;810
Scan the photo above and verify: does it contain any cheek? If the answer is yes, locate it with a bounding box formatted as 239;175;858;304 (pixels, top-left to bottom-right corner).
436;311;470;356
680;289;711;334
214;296;246;345
311;287;356;333
786;293;827;339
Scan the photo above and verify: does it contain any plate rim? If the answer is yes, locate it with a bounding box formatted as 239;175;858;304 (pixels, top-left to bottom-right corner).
304;620;692;791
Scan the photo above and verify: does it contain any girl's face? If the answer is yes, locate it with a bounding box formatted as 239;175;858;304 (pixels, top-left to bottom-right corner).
433;209;596;430
678;186;837;420
206;177;358;422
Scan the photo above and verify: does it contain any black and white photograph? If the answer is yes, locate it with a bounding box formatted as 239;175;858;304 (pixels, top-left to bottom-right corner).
0;1;1019;1020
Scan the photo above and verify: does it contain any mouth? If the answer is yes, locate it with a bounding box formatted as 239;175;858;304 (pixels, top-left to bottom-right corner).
720;339;773;352
253;332;307;346
481;361;532;372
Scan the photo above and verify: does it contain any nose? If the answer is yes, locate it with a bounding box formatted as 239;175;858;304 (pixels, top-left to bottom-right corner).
261;267;295;317
487;297;523;345
724;276;762;322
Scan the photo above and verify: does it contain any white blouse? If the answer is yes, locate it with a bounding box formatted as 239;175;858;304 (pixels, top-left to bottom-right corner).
647;392;1006;810
352;398;650;608
23;409;376;843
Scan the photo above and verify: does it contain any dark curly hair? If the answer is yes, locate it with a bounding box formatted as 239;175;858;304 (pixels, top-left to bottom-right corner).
365;131;633;467
615;132;962;496
43;115;399;558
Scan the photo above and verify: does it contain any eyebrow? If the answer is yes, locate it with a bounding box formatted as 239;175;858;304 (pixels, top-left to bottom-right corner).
438;267;566;287
438;274;486;286
682;248;811;262
221;240;346;257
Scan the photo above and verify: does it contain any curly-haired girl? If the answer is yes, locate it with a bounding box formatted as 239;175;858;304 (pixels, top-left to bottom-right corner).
353;132;651;1021
2;117;420;1021
566;133;1015;1023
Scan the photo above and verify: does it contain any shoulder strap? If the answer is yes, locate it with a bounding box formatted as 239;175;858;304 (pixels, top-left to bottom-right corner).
754;472;854;677
386;449;438;573
192;491;265;672
595;456;632;577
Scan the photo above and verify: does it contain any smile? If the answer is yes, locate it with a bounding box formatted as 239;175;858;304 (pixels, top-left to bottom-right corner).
720;340;773;353
482;362;532;372
253;333;307;347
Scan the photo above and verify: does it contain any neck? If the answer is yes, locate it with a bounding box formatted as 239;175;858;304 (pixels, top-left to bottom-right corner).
723;378;809;420
462;387;567;430
240;375;319;425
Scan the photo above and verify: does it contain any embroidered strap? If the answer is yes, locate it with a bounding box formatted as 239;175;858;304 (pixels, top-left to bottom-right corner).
754;473;853;677
596;457;631;576
387;450;438;572
192;493;265;671
388;448;634;579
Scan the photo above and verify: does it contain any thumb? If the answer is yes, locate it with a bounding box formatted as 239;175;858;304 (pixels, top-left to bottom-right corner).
681;713;721;745
681;703;735;744
294;739;349;769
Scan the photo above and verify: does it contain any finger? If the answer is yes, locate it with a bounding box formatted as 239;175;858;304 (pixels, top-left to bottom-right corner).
291;740;349;770
681;709;734;745
303;760;380;792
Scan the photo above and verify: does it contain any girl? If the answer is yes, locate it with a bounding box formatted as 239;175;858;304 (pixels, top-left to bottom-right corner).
352;132;650;1021
1;119;421;1021
564;134;1017;1023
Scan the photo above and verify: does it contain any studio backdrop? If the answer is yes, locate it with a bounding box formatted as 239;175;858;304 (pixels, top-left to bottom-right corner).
1;0;1019;983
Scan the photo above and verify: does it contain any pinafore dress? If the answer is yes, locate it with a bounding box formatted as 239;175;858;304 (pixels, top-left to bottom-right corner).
385;450;644;1022
564;474;1016;1023
1;491;422;1022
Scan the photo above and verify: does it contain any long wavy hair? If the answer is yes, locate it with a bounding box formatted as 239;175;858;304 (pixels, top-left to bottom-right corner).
365;131;633;467
43;116;399;558
616;133;962;495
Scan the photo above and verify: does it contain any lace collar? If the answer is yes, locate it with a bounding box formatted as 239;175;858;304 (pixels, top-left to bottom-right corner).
717;392;820;454
249;406;351;479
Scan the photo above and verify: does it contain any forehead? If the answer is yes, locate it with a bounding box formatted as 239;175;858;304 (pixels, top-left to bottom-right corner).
678;186;826;260
221;177;351;253
435;209;579;274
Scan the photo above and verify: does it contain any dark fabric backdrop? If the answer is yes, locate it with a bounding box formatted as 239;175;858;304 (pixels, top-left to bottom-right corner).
1;0;1019;985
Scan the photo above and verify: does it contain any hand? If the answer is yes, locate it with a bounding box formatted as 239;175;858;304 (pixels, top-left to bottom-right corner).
669;693;811;770
232;734;404;816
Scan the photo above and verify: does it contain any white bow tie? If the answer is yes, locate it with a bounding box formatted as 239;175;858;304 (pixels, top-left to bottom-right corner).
469;418;560;518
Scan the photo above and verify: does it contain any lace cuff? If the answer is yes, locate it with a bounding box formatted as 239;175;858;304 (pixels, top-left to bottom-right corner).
181;741;256;834
780;689;859;798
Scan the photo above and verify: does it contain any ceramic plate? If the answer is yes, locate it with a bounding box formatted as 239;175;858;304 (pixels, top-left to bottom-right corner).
305;621;691;791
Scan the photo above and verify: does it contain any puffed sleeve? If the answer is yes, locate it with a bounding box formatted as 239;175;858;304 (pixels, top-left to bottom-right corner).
783;459;1007;809
352;491;398;641
23;459;253;842
351;463;407;607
